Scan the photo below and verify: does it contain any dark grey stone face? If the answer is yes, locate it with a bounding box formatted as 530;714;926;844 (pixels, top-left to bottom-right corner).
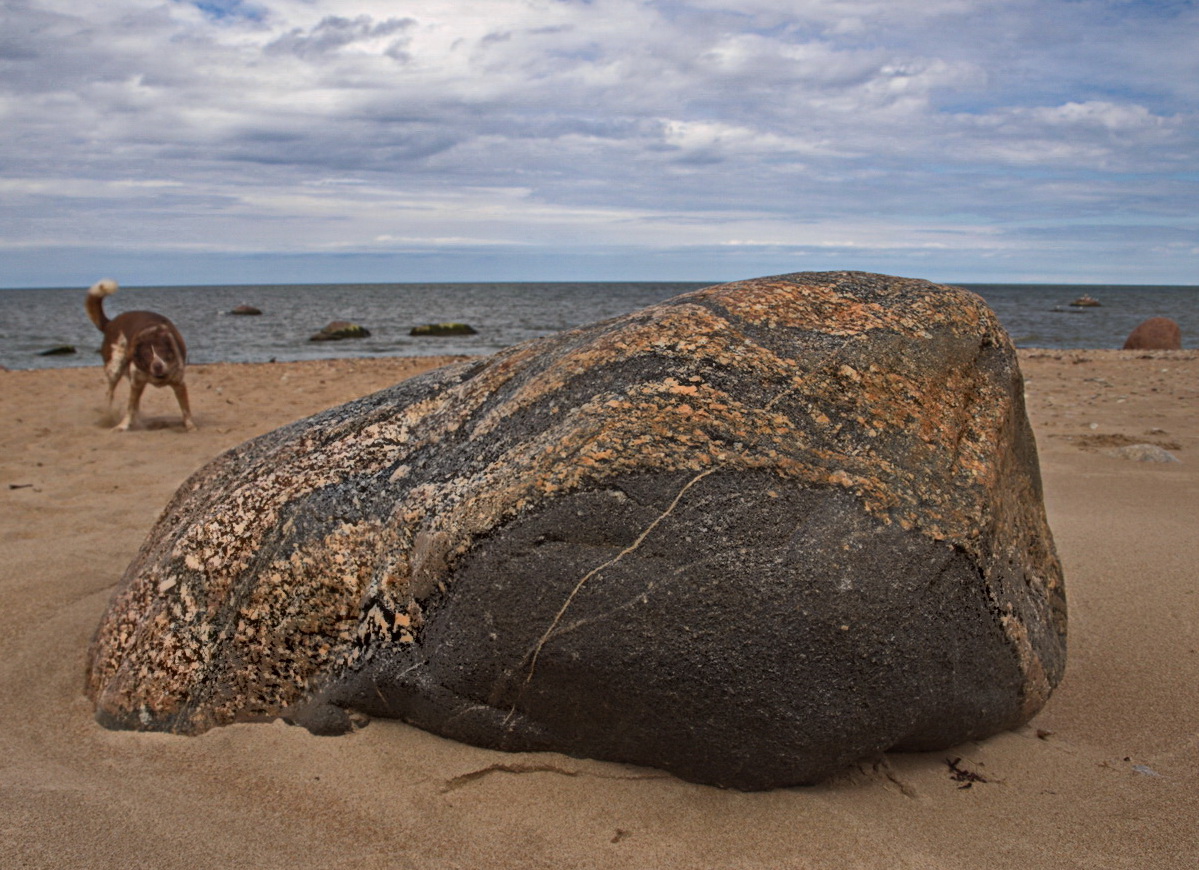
322;473;1026;789
87;271;1066;789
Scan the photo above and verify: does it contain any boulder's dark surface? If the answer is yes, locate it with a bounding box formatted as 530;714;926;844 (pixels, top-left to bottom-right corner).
87;271;1066;790
1123;317;1182;350
229;305;263;316
309;321;370;341
38;345;77;356
410;322;478;336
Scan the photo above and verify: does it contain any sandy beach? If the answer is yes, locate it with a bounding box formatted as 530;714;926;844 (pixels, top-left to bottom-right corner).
2;349;1196;869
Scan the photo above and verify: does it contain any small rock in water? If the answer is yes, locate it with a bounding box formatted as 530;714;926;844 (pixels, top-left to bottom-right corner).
229;304;263;316
1104;444;1181;463
1123;317;1182;351
309;321;371;341
37;345;77;356
410;322;478;337
87;271;1066;790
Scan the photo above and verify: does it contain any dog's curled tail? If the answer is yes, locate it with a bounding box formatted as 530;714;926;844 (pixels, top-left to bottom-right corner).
86;279;119;330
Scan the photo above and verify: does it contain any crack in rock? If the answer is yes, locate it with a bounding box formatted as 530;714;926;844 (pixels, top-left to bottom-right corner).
514;466;717;695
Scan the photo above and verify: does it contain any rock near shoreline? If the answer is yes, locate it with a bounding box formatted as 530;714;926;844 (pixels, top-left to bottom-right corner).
87;271;1066;790
1123;317;1182;351
309;321;370;341
410;322;477;336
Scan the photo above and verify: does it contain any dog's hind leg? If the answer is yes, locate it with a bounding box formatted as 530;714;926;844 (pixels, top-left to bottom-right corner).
104;368;126;427
172;382;197;431
104;340;130;412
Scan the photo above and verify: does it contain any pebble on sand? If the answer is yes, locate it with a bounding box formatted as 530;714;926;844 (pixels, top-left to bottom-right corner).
1103;444;1180;463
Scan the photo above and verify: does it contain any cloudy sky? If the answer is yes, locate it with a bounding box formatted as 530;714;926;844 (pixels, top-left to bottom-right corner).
2;0;1196;287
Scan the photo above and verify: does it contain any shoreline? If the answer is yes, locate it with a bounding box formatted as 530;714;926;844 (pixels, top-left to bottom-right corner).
5;345;1196;373
2;352;1196;868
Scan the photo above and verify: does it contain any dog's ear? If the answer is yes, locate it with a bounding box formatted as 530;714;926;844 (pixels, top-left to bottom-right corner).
165;326;186;363
155;326;180;362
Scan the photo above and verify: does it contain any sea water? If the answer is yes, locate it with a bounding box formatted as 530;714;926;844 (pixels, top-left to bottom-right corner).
0;280;1194;371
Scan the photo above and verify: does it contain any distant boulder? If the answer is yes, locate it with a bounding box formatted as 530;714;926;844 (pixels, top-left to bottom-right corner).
309;321;371;341
38;345;77;356
410;322;478;337
1069;295;1101;307
1123;317;1182;350
229;305;263;316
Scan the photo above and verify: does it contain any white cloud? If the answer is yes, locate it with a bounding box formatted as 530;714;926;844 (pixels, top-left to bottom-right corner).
1;0;1196;284
952;100;1184;171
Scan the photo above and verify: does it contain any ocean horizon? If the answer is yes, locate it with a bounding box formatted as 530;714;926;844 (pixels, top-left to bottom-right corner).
1;279;1195;371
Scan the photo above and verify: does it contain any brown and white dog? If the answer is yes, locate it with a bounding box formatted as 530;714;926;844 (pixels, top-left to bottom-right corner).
86;279;196;431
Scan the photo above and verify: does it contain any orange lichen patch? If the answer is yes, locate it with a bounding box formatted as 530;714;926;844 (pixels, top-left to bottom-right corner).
1001;614;1053;720
698;278;1008;362
702;280;897;335
201;521;381;726
89;518;387;730
86;573;205;725
463;304;742;442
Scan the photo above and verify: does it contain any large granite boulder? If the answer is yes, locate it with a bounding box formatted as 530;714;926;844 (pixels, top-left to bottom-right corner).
86;271;1066;790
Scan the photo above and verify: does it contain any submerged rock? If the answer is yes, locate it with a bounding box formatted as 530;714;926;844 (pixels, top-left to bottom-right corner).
229;305;263;316
86;271;1067;790
38;345;77;356
309;321;370;341
410;322;478;337
1123;317;1182;351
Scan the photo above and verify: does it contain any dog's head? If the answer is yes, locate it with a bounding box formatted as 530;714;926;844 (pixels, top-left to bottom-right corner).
132;324;184;382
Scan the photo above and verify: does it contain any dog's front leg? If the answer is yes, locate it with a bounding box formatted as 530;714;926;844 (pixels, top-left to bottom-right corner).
172;382;197;431
115;379;146;431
